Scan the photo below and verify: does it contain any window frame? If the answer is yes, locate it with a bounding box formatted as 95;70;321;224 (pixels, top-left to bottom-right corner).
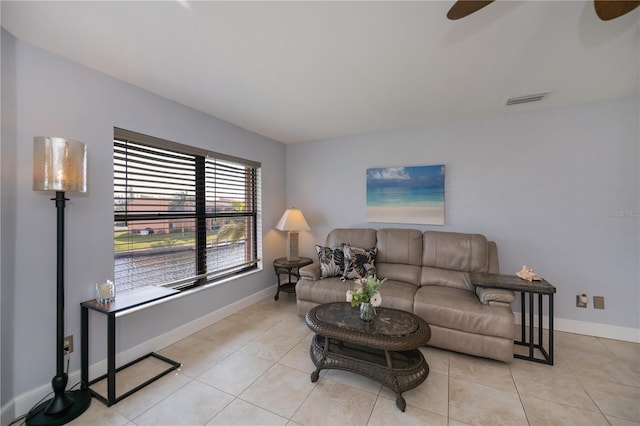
114;128;261;291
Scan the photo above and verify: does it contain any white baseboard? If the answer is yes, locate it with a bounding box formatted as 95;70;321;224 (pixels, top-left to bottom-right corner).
514;312;640;343
3;286;275;425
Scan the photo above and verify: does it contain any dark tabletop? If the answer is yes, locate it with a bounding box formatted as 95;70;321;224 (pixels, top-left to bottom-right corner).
470;272;556;294
305;302;431;351
274;257;313;268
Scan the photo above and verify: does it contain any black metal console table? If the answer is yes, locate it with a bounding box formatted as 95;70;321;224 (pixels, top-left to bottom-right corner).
470;272;556;365
81;286;181;406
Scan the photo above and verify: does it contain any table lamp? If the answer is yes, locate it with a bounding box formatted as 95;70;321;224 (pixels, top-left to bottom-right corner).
275;208;310;260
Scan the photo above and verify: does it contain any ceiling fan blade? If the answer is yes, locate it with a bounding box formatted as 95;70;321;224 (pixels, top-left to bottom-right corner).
447;0;495;20
594;0;640;20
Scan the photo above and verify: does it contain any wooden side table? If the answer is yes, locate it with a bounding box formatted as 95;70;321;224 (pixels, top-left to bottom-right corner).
470;272;556;365
273;257;312;300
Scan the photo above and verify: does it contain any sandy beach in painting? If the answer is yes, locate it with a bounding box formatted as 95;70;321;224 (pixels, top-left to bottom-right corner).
367;205;445;225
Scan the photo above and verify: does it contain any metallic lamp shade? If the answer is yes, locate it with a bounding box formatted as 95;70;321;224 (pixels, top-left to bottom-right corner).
33;136;87;193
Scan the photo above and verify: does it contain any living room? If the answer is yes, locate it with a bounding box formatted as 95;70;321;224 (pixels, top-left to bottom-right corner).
1;1;638;425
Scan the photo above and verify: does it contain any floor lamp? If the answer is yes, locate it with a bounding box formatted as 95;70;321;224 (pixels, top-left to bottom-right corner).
27;137;92;426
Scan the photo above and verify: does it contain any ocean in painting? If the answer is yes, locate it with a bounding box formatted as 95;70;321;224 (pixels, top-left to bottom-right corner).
367;186;444;207
366;165;445;225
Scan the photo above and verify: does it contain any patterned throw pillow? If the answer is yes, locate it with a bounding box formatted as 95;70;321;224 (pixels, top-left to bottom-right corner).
342;245;377;280
314;245;345;278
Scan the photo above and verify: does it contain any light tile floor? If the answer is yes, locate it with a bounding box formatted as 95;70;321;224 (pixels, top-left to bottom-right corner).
70;296;639;426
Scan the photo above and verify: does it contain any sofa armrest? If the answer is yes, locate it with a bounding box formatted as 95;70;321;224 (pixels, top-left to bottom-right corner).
299;264;321;281
475;287;515;305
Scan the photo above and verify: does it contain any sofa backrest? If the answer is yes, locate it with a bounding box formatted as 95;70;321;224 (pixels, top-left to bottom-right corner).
422;231;490;272
374;229;423;286
322;228;498;291
376;228;423;265
326;228;377;250
420;231;490;291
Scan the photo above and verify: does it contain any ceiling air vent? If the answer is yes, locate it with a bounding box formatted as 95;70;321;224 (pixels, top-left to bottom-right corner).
506;92;551;106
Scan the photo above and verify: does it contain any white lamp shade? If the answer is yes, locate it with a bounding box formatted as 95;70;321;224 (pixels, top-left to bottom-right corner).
33;137;87;193
275;208;310;231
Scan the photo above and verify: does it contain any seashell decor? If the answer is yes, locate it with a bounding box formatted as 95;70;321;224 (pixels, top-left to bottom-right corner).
516;265;541;281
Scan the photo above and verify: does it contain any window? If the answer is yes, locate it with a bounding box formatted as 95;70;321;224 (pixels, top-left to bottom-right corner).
114;128;261;292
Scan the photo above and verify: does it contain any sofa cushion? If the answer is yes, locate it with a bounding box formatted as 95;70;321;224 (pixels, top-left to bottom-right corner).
296;276;348;305
378;280;418;312
423;231;489;273
296;277;417;314
342;245;377;280
414;285;514;340
314;245;345;278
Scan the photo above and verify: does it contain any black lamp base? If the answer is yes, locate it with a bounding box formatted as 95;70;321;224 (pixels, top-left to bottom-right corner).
26;389;91;426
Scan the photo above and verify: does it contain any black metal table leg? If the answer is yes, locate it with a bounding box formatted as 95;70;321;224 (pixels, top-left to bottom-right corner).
548;294;554;365
520;291;525;344
538;293;543;353
81;306;89;388
107;313;116;405
528;292;534;359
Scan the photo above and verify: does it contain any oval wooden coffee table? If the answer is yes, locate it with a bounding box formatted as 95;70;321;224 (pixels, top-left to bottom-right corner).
305;302;431;412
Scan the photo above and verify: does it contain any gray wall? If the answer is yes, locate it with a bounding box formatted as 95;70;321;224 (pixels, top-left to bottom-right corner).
287;97;639;330
1;31;287;402
1;29;18;409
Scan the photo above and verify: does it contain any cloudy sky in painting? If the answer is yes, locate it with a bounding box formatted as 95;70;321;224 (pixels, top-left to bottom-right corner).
367;165;444;188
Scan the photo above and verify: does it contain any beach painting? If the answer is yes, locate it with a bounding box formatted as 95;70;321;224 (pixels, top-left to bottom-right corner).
366;165;445;225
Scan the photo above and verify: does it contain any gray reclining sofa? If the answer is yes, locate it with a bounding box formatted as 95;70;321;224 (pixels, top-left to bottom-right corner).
297;228;516;362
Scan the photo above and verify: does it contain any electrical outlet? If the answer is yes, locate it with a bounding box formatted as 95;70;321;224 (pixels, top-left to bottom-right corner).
64;335;73;355
593;296;605;309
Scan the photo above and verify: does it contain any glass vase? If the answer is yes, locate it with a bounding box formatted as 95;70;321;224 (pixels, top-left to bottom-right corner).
360;302;375;321
96;281;115;304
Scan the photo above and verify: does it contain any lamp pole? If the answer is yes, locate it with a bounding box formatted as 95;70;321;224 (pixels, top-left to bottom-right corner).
44;192;73;415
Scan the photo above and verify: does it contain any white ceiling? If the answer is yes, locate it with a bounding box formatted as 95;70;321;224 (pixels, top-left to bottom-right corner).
2;1;638;143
